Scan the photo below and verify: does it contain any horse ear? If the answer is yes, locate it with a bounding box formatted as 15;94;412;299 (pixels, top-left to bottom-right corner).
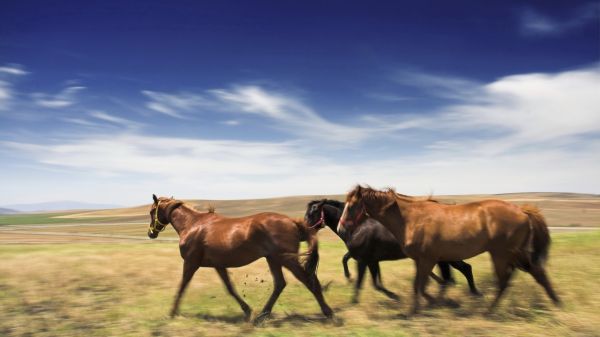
356;185;363;197
153;194;158;203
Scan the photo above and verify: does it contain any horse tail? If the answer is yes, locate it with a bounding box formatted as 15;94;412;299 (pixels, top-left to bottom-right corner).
521;204;551;266
293;218;320;276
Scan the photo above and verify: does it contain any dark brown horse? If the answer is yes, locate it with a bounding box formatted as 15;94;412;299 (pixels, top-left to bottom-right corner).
337;186;560;313
304;199;480;303
147;195;333;323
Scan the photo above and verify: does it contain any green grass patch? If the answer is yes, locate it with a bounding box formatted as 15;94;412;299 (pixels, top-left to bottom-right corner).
0;213;121;225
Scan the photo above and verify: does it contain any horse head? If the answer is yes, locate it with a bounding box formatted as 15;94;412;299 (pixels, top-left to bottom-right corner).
148;194;183;239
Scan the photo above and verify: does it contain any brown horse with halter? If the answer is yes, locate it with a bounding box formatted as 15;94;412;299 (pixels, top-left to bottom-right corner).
337;186;560;314
147;195;333;323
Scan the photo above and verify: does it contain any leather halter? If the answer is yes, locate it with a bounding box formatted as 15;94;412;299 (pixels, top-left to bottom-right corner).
309;209;326;229
149;200;167;233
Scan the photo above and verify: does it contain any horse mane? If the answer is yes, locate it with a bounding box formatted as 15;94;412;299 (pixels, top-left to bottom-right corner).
308;199;345;209
349;185;440;204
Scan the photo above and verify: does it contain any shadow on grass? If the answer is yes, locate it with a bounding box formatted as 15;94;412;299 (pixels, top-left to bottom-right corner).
192;312;249;324
266;312;344;328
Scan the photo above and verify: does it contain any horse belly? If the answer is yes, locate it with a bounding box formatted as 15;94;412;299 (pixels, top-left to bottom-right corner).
435;234;488;261
200;241;267;267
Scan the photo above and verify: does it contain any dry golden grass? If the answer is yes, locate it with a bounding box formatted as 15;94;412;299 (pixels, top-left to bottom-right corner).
1;230;599;337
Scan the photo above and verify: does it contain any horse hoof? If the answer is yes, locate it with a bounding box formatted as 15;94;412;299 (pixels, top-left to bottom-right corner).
351;297;359;304
323;307;334;318
387;293;400;301
470;290;483;297
253;312;271;326
243;310;253;322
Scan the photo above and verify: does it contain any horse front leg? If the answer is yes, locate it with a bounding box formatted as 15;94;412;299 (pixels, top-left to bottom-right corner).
342;252;352;280
215;268;253;321
411;258;436;315
368;262;399;301
171;260;200;317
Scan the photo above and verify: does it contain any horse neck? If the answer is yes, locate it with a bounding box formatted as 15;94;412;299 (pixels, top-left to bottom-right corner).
364;196;409;243
323;204;342;234
168;205;209;237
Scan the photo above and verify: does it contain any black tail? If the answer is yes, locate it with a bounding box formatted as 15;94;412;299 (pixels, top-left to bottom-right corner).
294;219;320;276
521;205;551;266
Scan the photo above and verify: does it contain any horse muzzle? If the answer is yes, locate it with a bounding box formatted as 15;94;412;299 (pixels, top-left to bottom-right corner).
147;230;159;239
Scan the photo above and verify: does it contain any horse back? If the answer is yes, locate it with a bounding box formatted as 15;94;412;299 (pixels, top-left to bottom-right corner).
402;199;530;260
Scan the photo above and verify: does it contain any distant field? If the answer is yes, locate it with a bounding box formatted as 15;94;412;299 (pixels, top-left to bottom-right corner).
0;192;597;244
3;192;599;226
1;230;599;337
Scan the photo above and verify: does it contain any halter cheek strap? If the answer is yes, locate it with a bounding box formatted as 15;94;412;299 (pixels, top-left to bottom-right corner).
352;203;369;226
309;209;326;229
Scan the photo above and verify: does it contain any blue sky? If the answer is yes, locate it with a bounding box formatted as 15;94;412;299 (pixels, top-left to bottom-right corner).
0;1;599;206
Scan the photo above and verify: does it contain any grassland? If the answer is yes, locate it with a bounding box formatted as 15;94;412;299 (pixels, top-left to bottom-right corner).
0;192;599;336
1;230;599;337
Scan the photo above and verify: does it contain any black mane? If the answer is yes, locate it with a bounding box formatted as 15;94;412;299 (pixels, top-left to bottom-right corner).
307;199;345;211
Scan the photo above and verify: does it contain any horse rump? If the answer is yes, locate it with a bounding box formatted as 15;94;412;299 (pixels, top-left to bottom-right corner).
521;204;551;266
293;219;320;276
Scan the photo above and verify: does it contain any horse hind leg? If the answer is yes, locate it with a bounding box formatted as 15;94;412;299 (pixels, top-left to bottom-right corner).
283;258;333;318
368;262;399;301
254;257;286;324
489;254;515;312
438;261;454;284
215;268;252;321
528;264;561;305
449;261;481;296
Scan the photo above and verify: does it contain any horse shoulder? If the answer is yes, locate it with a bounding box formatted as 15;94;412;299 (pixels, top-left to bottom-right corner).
178;226;206;260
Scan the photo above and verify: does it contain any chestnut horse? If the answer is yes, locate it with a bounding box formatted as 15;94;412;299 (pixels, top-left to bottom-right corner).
147;195;333;323
337;186;560;313
304;199;480;303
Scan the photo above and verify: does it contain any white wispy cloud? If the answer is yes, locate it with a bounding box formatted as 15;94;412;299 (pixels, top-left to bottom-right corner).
0;64;28;110
32;86;85;108
210;85;374;142
88;110;142;129
142;90;210;118
142;85;377;143
0;65;28;76
2;65;599;204
371;65;600;154
2;131;599;204
221;119;241;126
365;92;414;102
0;134;306;178
391;69;482;101
518;3;599;36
